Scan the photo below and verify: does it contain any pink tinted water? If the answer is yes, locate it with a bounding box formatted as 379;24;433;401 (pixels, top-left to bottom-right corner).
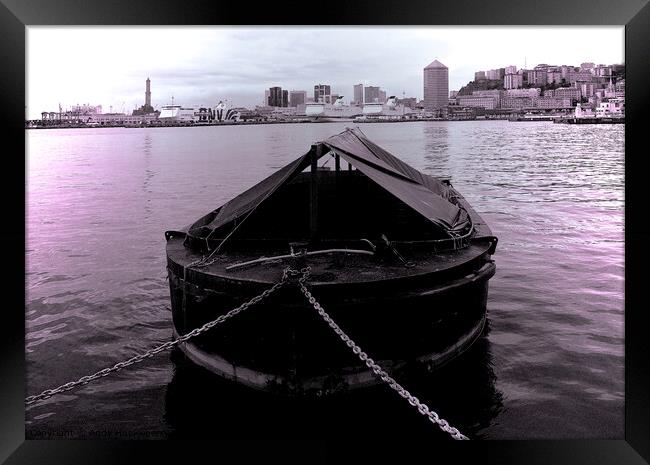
26;121;623;439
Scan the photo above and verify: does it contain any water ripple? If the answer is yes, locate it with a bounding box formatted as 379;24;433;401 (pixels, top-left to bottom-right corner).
26;122;624;439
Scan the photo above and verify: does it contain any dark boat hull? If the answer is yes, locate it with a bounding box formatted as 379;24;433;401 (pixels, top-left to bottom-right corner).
166;241;495;396
164;129;499;396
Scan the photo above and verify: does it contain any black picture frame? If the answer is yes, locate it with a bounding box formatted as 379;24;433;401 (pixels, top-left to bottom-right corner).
3;0;649;463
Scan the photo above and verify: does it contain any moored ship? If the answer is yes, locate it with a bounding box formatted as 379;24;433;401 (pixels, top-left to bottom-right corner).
165;128;498;396
304;96;363;122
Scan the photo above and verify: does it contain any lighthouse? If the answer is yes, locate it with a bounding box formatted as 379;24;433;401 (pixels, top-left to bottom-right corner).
132;78;156;116
145;78;151;108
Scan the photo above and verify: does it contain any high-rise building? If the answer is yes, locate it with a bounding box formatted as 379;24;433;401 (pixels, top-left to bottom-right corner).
546;71;563;84
282;90;289;107
289;90;307;107
505;65;517;75
615;79;625;93
560;65;571;80
353;84;363;105
485;68;505;80
474;71;486;81
378;90;387;103
268;86;287;107
595;65;612;77
504;73;523;89
572;70;594;83
364;86;380;103
314;84;331;103
579;82;596;98
526;70;548;86
264;90;270;106
423;59;449;111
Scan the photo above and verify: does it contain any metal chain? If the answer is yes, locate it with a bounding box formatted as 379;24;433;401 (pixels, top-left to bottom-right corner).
25;267;304;406
27;261;468;439
295;268;469;440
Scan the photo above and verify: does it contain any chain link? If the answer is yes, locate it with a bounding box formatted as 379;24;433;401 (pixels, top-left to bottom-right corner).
27;261;468;440
25;267;304;406
296;269;469;441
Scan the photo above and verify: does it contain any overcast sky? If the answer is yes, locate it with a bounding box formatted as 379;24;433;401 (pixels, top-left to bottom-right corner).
27;26;624;119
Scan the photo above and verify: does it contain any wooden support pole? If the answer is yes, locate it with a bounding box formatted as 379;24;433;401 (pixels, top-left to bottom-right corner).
348;160;353;171
310;144;320;242
334;152;340;194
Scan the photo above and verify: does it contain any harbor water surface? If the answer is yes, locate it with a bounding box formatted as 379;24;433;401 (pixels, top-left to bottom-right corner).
26;121;624;439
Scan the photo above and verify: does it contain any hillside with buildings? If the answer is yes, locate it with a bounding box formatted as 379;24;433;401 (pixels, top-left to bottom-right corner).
449;63;625;117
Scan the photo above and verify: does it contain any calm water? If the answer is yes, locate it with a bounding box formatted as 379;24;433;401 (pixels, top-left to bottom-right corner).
25;121;624;439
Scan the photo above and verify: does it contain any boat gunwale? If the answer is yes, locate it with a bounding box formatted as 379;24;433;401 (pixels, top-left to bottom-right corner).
166;237;495;289
165;184;497;288
169;255;495;305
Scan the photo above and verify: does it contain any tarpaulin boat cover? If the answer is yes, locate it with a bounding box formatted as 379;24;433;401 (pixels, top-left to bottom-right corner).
185;128;470;239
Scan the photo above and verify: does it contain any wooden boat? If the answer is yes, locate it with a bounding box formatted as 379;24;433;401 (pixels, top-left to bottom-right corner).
165;128;498;396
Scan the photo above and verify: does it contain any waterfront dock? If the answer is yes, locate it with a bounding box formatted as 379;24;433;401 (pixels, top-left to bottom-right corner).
508;115;559;122
553;116;625;124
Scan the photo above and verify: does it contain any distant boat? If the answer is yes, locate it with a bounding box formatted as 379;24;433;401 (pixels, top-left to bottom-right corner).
304;97;362;122
159;101;241;124
357;96;416;120
213;101;241;122
158;105;196;123
165;128;498;395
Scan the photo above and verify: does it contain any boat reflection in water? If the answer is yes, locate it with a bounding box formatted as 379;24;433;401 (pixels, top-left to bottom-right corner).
163;318;503;438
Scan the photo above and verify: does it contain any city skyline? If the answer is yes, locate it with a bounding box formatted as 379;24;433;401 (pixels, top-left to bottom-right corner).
27;26;624;119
